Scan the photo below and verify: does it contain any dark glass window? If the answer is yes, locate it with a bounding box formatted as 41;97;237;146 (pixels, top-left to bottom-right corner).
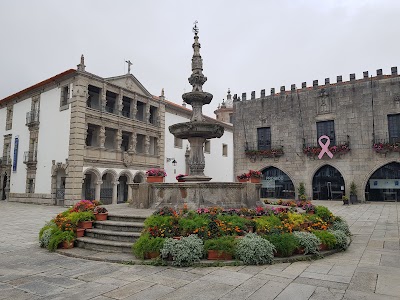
317;120;335;145
388;114;400;143
257;127;271;150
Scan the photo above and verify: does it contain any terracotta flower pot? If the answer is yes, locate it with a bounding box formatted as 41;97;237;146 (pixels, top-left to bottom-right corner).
237;177;248;183
250;177;261;183
62;241;74;249
147;176;164;183
295;247;305;255
319;244;328;251
144;251;160;259
247;226;254;233
78;221;93;229
307;211;315;215
95;213;108;221
76;228;85;238
207;250;233;260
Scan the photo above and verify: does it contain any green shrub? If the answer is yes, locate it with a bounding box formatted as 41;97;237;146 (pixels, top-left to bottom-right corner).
254;215;282;234
161;235;203;267
313;230;337;250
144;215;178;238
132;233;165;259
204;236;236;255
331;219;351;236
39;221;57;240
178;215;209;237
315;206;333;222
47;229;75;252
293;231;320;255
235;233;275;265
329;230;349;250
69;211;95;225
264;233;299;257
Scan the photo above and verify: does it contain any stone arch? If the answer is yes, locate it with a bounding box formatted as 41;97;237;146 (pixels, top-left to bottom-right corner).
312;164;346;200
117;170;134;203
362;159;400;201
133;171;146;183
82;167;101;200
51;161;68;205
101;169;118;182
260;165;296;199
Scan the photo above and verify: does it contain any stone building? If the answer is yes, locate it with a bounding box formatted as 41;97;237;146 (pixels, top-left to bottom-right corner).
0;56;233;206
233;68;400;202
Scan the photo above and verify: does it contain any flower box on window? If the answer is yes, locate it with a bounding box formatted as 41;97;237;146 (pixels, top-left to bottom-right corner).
373;142;400;153
303;143;350;157
244;147;284;161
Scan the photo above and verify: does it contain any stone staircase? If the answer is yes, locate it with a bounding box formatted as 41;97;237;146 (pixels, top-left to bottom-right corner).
76;213;146;253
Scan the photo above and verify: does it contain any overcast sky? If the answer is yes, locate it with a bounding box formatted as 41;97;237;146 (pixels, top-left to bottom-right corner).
1;0;399;117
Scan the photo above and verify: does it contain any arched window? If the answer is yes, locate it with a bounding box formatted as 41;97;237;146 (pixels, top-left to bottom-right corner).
261;167;294;199
365;162;400;201
312;165;345;200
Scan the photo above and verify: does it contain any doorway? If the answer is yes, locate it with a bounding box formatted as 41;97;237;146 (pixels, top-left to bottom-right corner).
312;165;345;200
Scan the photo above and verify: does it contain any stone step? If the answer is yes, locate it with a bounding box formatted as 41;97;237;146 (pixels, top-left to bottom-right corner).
94;220;145;233
76;237;133;253
107;213;148;223
85;228;141;243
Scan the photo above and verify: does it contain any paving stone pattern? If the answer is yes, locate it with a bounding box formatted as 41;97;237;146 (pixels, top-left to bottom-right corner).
0;201;399;299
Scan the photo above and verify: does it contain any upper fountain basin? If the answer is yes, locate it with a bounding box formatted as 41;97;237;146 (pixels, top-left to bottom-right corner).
182;91;213;106
169;122;224;139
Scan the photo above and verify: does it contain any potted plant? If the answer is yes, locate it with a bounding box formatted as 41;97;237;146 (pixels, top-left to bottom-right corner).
235;233;275;265
247;170;262;183
264;233;299;257
176;174;187;182
350;182;358;204
61;231;76;249
132;233;165;259
161;234;204;267
70;211;95;229
342;195;349;205
146;168;167;183
303;203;315;214
237;173;249;183
204;236;236;260
94;206;108;221
313;230;337;251
298;182;306;201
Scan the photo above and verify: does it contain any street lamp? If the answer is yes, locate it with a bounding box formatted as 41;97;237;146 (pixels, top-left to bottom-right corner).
166;158;177;166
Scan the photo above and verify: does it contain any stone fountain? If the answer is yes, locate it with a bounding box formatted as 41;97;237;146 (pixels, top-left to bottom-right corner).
128;23;260;209
169;22;224;182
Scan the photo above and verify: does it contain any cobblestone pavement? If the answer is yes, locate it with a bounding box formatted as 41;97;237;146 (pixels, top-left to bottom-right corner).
0;201;399;300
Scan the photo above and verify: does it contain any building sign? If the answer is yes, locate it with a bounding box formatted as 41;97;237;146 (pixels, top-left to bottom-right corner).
370;179;400;189
262;176;284;188
13;136;19;172
318;135;333;159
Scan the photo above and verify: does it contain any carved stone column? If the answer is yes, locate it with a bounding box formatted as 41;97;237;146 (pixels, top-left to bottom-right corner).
95;180;102;201
144;135;150;154
99;126;105;148
101;83;107;112
188;137;206;176
117;89;123;115
84;123;88;144
145;103;150;123
131;99;137;120
128;133;137;154
112;181;118;204
116;129;122;151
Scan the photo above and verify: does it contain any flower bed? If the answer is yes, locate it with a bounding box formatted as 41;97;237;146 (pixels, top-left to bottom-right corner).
38;200;107;251
133;203;351;266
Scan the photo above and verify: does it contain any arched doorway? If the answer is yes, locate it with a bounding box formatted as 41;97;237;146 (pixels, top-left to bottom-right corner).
100;173;114;205
365;162;400;202
82;169;99;200
55;169;66;202
117;175;129;203
2;173;7;200
261;167;295;199
133;172;144;183
312;165;345;200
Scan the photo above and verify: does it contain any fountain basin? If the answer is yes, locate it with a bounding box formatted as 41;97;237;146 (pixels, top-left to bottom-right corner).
169;122;224;139
183;91;213;105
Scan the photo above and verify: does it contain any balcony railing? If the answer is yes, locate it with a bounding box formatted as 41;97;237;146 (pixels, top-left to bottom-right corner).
373;138;400;153
56;188;65;199
23;151;37;163
245;144;284;162
303;139;350;157
0;156;11;165
26;110;39;126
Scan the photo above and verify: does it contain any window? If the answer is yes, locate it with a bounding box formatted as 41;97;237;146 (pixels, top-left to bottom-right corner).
388;114;400;143
257;127;271;150
5;106;13;130
136;101;145;121
149;106;158;125
60;85;69;107
105;91;117;114
222;144;228;156
316;120;336;145
204;140;210;153
136;134;145;153
121;132;130;151
27;178;35;194
122;96;132;118
174;136;183;148
149;137;158;155
87;85;101;109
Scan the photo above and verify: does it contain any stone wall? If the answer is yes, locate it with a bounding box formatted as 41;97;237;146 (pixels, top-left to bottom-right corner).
128;182;260;208
233;70;400;202
9;193;54;205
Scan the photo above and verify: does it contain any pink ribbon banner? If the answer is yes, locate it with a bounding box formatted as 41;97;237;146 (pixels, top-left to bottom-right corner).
318;135;333;159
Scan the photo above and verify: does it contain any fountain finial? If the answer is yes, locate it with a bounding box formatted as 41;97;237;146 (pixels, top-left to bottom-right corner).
188;21;207;93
